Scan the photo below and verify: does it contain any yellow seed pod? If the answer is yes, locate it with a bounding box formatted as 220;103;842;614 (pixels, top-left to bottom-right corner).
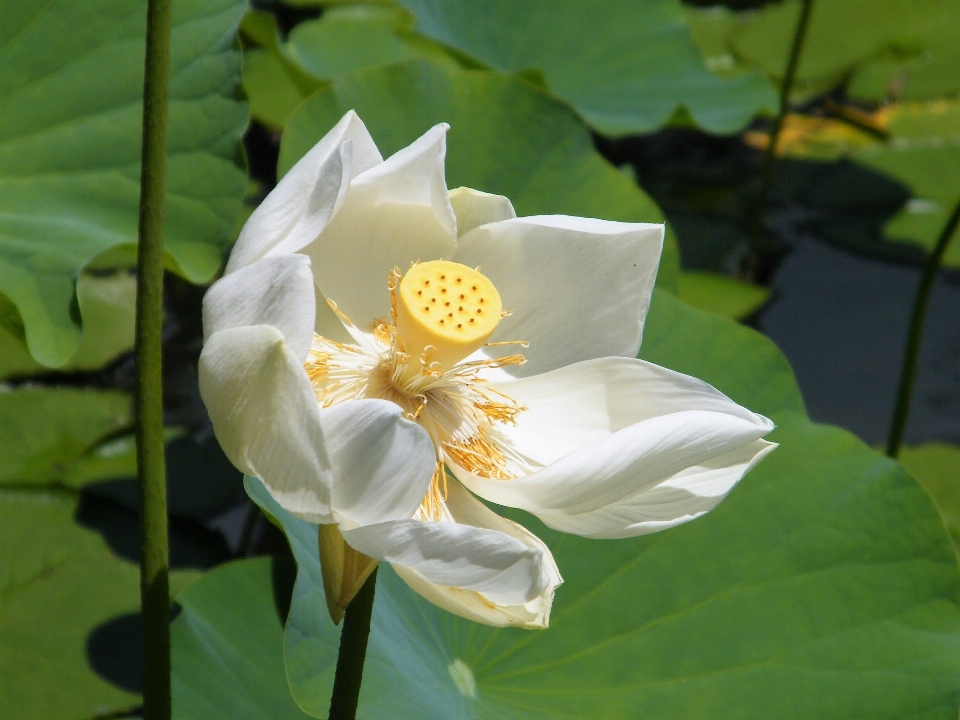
395;260;503;371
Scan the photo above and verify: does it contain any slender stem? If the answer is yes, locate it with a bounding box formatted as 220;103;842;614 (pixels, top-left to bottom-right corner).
747;0;815;280
135;1;174;719
886;197;960;458
328;568;379;720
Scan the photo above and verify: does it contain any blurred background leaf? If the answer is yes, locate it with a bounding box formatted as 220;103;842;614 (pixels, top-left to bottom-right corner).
0;0;248;367
280;58;679;290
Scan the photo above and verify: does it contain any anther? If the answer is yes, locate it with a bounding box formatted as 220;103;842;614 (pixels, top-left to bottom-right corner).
431;298;436;303
441;288;447;294
456;278;462;283
417;290;422;295
459;294;465;300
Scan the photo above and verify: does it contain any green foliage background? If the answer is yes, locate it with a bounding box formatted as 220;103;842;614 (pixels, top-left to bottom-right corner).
3;0;960;718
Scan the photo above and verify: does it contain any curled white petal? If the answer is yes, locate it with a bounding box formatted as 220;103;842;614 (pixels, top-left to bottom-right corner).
227;110;382;273
453;357;774;537
202;254;316;362
392;482;561;628
487;357;769;467
535;439;777;538
321;399;436;527
453;216;664;377
341;509;550;606
199;325;333;523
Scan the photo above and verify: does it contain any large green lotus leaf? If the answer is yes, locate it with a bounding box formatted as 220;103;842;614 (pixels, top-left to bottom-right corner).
0;0;248;367
0;272;137;380
900;443;960;559
171;557;314;720
0;388;131;487
728;0;960;101
1;487;199;720
853;101;960;267
172;290;960;718
391;0;775;135
281;59;679;291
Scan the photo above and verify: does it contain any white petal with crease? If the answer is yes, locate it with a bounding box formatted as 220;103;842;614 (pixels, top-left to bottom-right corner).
203;254;316;361
321;399;436;527
199;325;333;523
308;124;458;329
453;216;663;377
227;111;382;272
392;482;561;628
487;357;769;467
341;513;549;605
454;410;771;516
536;439;776;538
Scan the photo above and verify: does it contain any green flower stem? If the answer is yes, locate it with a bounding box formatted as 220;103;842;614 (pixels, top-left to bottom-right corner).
886;197;960;459
136;1;174;719
747;0;815;281
328;567;379;720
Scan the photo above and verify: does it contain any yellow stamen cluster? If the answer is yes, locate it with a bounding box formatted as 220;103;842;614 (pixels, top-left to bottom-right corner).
303;262;532;521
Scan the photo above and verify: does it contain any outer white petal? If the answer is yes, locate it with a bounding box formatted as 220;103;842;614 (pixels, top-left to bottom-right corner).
226;111;382;273
199;325;333;523
453;357;775;538
452;216;663;377
535;440;776;538
487;357;769;467
202;254;316;361
392;483;561;628
307;124;458;329
321;399;436;527
340;511;549;606
449;186;516;236
455;409;770;516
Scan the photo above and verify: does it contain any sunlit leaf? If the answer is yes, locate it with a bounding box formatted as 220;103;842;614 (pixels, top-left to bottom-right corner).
677;271;770;319
172;291;960;719
0;0;248;367
281;59;678;291
854;100;960;267
900;443;960;559
743;113;884;161
727;0;960;102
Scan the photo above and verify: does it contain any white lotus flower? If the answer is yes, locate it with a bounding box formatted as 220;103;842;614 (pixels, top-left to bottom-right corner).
199;111;776;629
